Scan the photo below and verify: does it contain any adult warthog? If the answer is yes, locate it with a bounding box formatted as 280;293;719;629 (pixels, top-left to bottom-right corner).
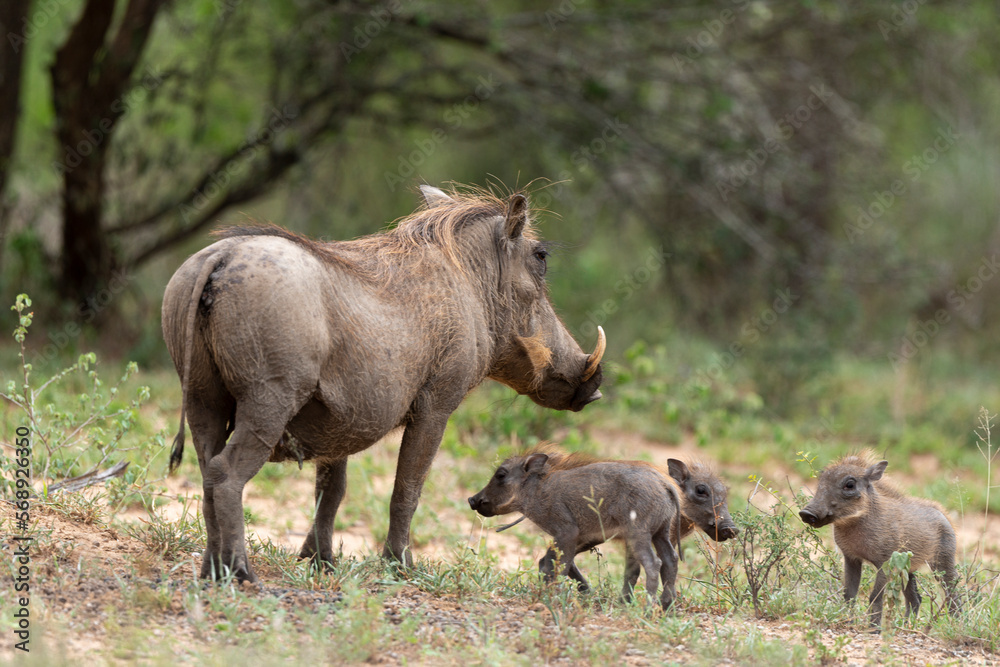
162;185;605;582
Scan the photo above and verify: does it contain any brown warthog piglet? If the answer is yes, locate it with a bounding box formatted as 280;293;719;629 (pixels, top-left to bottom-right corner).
623;458;738;597
799;451;961;628
468;448;680;609
667;458;738;542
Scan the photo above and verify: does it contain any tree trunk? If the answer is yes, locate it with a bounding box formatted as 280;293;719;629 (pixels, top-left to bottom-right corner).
49;0;163;305
0;0;32;274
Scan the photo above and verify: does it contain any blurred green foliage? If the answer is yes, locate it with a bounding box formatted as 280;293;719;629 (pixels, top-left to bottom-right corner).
1;1;1000;435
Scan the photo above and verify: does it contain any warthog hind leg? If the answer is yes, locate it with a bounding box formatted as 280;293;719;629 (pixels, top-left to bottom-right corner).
299;458;348;568
186;393;233;580
622;545;641;602
205;399;297;583
903;572;921;617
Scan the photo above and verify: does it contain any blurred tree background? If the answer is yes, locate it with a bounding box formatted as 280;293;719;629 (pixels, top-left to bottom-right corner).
1;0;999;424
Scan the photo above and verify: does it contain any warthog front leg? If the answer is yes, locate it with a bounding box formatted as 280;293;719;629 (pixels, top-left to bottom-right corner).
653;528;678;610
843;555;863;603
547;529;583;590
868;567;888;629
382;412;449;567
299;458;348;568
540;547;590;592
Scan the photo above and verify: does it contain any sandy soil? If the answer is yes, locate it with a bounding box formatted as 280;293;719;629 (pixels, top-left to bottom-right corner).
2;431;998;665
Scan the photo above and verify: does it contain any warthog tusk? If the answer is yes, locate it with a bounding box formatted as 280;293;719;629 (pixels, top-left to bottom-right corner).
496;516;526;532
582;326;606;382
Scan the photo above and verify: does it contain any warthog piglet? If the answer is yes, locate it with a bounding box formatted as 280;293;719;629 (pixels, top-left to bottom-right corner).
469;448;680;609
800;451;961;628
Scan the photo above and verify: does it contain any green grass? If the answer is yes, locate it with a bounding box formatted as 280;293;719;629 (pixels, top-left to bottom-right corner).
2;293;1000;662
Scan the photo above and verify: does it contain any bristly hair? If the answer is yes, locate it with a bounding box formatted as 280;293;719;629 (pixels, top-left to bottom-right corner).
520;443;611;474
827;449;905;498
213;183;538;275
828;449;955;516
830;449;882;469
391;183;538;250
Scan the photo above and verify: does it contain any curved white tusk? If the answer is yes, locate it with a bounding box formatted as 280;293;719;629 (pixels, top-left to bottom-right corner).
582;326;606;382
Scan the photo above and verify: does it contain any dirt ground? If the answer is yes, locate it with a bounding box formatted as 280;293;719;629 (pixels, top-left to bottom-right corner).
3;435;999;665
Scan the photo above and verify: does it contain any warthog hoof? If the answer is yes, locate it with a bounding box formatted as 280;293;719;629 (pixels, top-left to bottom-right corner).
200;554;257;583
382;544;414;569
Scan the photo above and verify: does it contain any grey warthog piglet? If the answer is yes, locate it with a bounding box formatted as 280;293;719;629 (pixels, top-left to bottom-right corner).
468;447;680;609
622;458;738;598
162;185;606;582
799;451;961;628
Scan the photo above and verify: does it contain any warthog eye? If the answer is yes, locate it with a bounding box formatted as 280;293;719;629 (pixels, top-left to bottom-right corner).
495;468;508;482
844;478;856;490
534;247;549;262
695;484;709;497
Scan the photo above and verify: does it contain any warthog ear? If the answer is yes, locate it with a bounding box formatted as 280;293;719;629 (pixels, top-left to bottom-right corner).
505;193;528;239
419;184;453;207
865;460;888;482
667;458;690;484
523;452;549;474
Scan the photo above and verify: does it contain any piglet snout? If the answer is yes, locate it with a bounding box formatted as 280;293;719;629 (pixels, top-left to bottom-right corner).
717;522;738;541
468;494;495;516
799;509;819;526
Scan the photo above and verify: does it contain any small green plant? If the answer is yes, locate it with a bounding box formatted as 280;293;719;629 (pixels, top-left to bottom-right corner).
583;485;607;542
125;502;205;562
882;550;913;625
1;294;159;493
802;625;851;664
974;407;998;533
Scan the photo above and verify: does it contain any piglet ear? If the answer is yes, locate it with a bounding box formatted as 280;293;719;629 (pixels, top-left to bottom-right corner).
419;184;453;207
865;460;888;482
505;193;528;239
667;459;690;484
523;453;549;474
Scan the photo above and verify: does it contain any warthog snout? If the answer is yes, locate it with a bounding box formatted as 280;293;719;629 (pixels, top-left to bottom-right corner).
468;493;494;516
716;521;739;541
799;508;828;527
570;383;603;412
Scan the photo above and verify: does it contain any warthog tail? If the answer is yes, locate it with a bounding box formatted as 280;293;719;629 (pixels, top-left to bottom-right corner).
169;255;222;474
